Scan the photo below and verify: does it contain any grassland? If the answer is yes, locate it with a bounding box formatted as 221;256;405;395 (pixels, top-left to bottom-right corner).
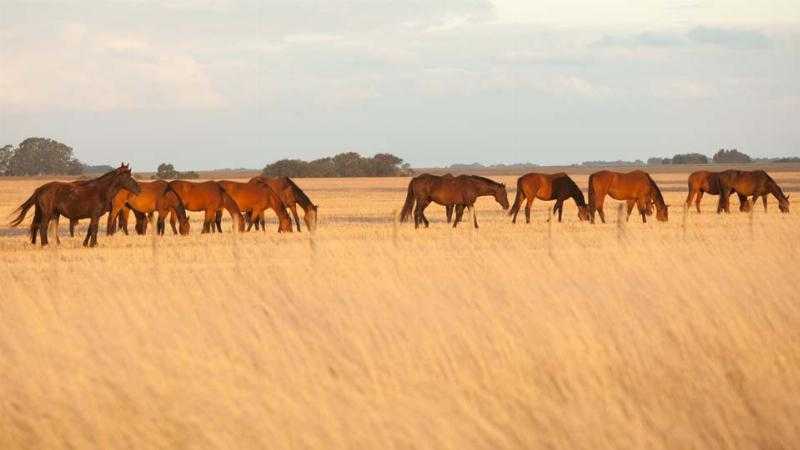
1;171;799;449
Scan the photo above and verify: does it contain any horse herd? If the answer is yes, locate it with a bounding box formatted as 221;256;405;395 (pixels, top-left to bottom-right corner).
399;169;789;228
7;164;791;247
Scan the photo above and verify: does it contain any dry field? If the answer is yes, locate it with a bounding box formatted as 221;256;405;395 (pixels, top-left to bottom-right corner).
1;171;799;450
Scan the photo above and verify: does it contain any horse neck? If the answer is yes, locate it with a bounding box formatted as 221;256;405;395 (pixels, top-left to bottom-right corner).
649;179;666;209
767;179;787;201
90;171;127;201
569;184;586;207
472;178;499;196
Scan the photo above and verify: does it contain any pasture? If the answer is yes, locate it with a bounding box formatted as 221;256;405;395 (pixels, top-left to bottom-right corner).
1;170;799;449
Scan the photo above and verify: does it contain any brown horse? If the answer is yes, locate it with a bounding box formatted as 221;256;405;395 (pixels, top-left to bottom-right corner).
10;164;141;247
399;174;509;228
508;172;589;223
685;171;749;213
247;176;318;231
107;180;190;236
588;170;668;223
717;170;790;214
216;180;293;232
168;180;244;233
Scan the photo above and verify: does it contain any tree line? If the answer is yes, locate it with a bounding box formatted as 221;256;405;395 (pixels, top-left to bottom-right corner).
261;152;411;177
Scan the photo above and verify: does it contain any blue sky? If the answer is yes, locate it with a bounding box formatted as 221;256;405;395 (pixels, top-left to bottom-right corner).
1;0;798;169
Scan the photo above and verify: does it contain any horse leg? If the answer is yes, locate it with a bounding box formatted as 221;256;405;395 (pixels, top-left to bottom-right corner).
417;200;431;228
694;191;704;213
290;205;302;232
555;200;564;222
39;210;50;246
86;215;100;247
685;189;694;211
762;194;768;212
51;214;61;245
446;205;454;223
30;206;41;244
452;205;465;228
626;200;636;221
638;198;648;223
596;195;606;223
470;205;478;229
524;198;533;224
168;209;178;234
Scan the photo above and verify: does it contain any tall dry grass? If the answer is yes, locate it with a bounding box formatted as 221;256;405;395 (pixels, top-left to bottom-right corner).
0;174;798;449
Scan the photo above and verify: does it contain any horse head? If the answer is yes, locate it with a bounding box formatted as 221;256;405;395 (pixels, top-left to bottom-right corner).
656;203;669;222
779;194;790;213
494;183;510;210
577;205;590;221
117;163;141;194
304;204;319;231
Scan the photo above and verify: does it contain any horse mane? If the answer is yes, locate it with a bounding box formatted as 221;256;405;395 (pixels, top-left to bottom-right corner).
647;174;666;208
283;177;313;208
467;175;503;187
760;171;788;201
565;177;586;206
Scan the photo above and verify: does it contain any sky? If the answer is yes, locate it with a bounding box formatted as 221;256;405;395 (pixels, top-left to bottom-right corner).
0;0;798;170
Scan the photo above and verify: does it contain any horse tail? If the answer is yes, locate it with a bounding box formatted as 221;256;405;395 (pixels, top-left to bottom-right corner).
508;177;524;216
399;180;415;222
9;189;40;227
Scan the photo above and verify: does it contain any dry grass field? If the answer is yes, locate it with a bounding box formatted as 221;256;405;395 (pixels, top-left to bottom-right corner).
1;170;799;449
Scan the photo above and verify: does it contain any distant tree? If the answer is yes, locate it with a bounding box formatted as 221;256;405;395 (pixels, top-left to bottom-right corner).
774;156;800;163
712;148;751;163
177;170;200;179
647;157;669;165
262;159;311;177
262;152;405;177
671;153;708;164
83;164;115;174
5;138;83;176
0;145;12;175
154;163;179;179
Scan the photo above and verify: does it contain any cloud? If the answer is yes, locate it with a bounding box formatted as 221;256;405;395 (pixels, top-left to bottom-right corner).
687;26;771;49
596;26;772;50
0;23;225;111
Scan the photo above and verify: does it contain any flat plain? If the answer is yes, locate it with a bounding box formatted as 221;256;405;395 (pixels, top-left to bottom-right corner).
1;169;799;449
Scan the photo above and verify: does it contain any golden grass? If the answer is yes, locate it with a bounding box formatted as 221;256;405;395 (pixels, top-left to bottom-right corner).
1;173;799;449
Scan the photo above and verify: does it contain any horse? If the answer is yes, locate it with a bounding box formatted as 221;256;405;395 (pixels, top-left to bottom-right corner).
716;170;790;214
685;171;749;213
168;180;244;233
247;176;318;231
399;174;509;228
107;180;190;236
587;170;668;223
508;172;589;223
9;164;141;247
216;180;293;232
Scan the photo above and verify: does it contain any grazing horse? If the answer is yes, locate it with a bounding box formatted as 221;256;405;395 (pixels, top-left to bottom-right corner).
588;170;668;223
508;172;589;223
107;180;190;236
9;164;141;247
717;170;790;214
168;180;244;233
216;180;293;232
685;171;749;213
247;176;318;231
399;174;509;228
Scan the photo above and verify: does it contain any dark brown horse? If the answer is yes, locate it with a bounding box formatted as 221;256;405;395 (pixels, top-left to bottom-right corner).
107;180;190;236
399;174;509;228
717;170;790;214
508;172;589;223
247;176;318;231
588;170;668;223
168;180;244;233
9;164;141;246
685;171;749;213
216;180;293;232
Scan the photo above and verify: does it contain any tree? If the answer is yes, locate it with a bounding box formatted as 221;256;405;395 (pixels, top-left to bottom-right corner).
5;137;83;176
262;159;310;177
671;153;708;164
0;145;12;175
713;148;751;164
154;163;179;179
261;152;406;177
